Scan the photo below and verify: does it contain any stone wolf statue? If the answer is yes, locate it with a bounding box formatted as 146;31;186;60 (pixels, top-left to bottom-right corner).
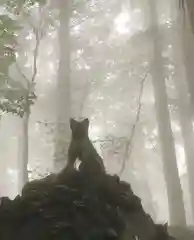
67;118;105;174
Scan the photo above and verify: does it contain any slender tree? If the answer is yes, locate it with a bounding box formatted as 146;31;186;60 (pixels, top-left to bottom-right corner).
183;0;194;34
119;74;147;176
171;7;194;223
148;0;186;226
0;4;41;192
17;25;41;193
179;1;194;116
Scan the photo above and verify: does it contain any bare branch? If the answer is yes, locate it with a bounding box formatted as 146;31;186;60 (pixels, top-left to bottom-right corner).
78;80;91;118
16;9;43;91
119;73;147;176
31;28;40;84
30;6;45;84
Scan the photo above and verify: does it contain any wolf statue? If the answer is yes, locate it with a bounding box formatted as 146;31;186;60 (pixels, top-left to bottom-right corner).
67;118;105;174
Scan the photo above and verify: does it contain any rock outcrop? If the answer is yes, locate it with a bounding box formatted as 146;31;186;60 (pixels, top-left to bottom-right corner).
0;167;176;240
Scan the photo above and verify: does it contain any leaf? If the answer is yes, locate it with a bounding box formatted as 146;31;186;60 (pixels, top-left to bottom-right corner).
5;0;47;10
0;2;40;117
0;15;19;77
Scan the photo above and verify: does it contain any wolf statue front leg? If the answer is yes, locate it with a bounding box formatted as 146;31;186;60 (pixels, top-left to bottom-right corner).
67;141;79;168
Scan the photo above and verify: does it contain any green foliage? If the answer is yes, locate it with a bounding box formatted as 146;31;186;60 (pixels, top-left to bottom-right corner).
0;87;37;117
3;0;47;10
0;14;18;75
0;0;44;118
0;12;37;117
0;14;23;116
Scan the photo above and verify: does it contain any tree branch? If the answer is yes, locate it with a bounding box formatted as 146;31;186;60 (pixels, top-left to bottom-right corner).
16;17;42;91
78;79;90;118
119;73;147;176
31;27;40;84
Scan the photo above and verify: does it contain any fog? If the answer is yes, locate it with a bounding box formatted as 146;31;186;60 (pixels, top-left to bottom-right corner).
1;0;194;229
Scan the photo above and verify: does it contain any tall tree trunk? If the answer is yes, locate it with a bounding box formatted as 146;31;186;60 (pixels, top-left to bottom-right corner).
173;11;194;223
180;3;194;116
185;0;194;34
149;0;186;226
54;0;71;172
183;35;194;114
18;110;29;194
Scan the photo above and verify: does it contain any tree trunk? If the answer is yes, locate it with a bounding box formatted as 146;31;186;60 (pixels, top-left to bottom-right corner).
173;11;194;223
180;3;194;116
54;0;71;172
148;0;186;226
183;35;194;114
18;110;29;194
185;0;194;34
174;72;194;224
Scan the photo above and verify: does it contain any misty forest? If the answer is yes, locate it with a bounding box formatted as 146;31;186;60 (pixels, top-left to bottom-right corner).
1;0;194;239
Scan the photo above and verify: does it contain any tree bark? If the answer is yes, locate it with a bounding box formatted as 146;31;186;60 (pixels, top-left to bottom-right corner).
54;0;71;172
18;110;29;194
183;36;194;114
148;0;186;226
173;11;194;223
180;4;194;116
185;0;194;34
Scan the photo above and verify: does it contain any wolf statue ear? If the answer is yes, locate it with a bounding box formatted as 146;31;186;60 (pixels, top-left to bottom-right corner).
81;118;89;130
70;118;77;130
